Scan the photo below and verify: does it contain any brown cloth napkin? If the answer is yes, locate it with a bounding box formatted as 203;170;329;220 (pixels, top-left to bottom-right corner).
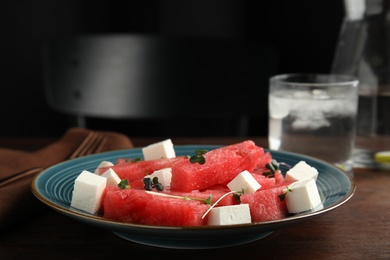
0;127;134;230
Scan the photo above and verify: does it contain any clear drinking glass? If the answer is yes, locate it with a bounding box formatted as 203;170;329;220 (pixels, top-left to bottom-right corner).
268;74;359;172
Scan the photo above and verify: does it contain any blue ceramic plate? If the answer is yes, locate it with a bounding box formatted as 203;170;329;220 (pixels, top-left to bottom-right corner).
31;145;355;249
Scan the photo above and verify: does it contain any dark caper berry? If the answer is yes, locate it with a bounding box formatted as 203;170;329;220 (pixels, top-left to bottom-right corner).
155;183;164;191
143;178;153;191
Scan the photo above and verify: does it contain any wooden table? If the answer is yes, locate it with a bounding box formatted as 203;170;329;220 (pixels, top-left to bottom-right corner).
0;136;389;259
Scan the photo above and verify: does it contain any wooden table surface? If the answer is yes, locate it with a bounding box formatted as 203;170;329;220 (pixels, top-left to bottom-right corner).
0;136;389;259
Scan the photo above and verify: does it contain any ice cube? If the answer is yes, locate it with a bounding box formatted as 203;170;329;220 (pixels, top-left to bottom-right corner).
269;94;290;119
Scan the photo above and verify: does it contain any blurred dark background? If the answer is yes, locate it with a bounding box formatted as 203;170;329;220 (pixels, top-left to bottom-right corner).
1;0;344;138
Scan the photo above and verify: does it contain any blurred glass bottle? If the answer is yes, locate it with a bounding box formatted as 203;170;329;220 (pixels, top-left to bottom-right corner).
332;0;390;168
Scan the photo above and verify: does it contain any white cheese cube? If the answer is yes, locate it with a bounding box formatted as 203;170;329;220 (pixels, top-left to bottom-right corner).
284;178;322;213
142;139;176;160
94;161;114;174
207;204;251;226
71;170;107;214
145;167;172;188
227;170;261;194
100;168;121;186
285;161;318;182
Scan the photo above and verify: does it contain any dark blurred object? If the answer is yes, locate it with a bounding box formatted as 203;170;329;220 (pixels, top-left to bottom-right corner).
332;0;390;136
42;34;278;137
331;0;390;168
0;1;344;138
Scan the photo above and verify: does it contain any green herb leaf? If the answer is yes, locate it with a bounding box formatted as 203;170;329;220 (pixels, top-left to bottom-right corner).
118;179;130;189
262;171;274;177
189;155;205;164
189;149;208;165
183;194;212;204
278;187;292;201
271;159;280;170
266;162;275;172
202;195;212;204
195;150;208;156
233;188;245;203
278;193;287;201
152;177;159;184
264;159;282;178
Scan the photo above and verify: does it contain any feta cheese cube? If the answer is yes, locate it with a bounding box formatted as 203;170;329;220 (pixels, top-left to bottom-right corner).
71;170;107;214
145;167;172;188
100;168;121;186
207;204;251;226
284;178;322;213
94;161;114;174
227;170;261;194
142;139;176;160
285;161;318;182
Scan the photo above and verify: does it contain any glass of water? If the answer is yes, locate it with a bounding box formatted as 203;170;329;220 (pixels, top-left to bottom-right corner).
268;74;359;172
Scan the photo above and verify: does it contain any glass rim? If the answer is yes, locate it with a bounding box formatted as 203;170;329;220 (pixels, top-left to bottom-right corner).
270;73;359;87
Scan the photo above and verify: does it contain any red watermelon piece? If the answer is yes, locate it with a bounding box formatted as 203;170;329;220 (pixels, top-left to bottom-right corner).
251;173;276;189
170;140;264;192
98;156;184;182
128;179;144;189
103;186;209;226
251;169;286;188
240;182;293;222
